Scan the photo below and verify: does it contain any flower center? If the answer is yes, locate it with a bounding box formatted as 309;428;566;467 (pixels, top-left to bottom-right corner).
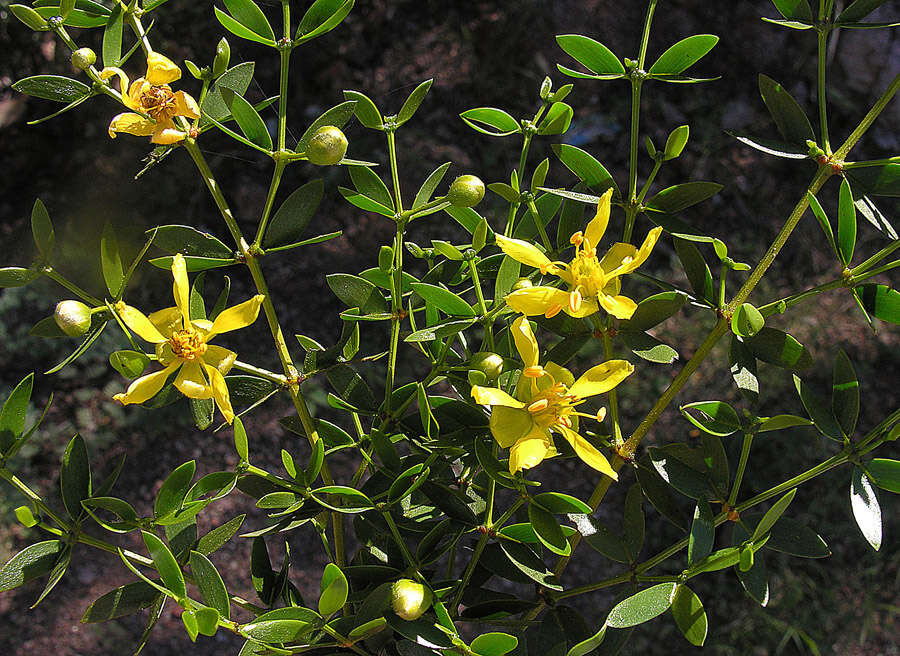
169;328;207;361
568;247;604;298
527;382;578;429
141;85;177;121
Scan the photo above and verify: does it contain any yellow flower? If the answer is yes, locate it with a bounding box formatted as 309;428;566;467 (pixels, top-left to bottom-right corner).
102;52;200;145
471;316;633;477
496;189;663;320
113;254;264;423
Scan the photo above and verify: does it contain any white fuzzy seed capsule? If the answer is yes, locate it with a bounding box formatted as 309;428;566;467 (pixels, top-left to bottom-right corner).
54;300;92;336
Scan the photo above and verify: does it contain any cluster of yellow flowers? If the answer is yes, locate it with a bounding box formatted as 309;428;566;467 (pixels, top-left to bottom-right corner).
471;189;661;478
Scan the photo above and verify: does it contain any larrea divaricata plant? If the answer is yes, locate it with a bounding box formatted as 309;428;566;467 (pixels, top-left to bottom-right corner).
1;0;899;654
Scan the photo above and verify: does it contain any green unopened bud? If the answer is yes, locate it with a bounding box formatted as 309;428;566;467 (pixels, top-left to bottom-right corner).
213;37;231;78
54;300;92;336
511;277;533;291
391;579;432;621
15;505;38;528
470;352;504;382
447;175;485;208
663;125;689;160
307;126;348;166
10;4;49;31
71;48;97;71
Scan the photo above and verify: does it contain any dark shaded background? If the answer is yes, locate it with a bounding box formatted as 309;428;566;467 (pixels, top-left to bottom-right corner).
1;1;899;654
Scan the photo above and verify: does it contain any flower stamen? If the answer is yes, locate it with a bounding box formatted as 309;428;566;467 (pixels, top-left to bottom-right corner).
523;365;545;378
169;328;207;361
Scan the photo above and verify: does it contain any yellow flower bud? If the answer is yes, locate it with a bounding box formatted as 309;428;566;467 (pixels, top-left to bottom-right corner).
54;300;92;336
71;48;97;71
447;175;485;208
307;126;348;166
391;579;432;621
470;351;505;381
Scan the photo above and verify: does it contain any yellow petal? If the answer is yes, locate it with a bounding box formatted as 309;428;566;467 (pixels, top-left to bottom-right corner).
145;52;182;86
511;315;539;368
472;386;525;408
543;362;575;389
127;78;148;109
508;429;553;474
598;293;638;320
171;253;191;326
207;295;265;337
495;235;555;274
569;360;634;398
605;227;663;277
148;306;182;338
100;67;133;106
174;90;200;119
489;405;535;448
151;123;188;145
599;243;638;276
114;363;179;406
565;296;600;318
584;188;613;249
203;345;236;374
174;361;213;399
108;112;157;138
115;302;167;343
205;363;235;424
506;286;570;317
557;425;617;479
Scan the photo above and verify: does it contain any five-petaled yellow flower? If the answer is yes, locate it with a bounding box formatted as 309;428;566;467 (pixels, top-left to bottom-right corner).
113;254;264;423
496;189;663;320
102;52;200;144
471;316;633;477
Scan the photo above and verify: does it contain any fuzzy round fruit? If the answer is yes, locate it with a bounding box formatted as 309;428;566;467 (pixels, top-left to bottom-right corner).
447;175;485;208
54;300;92;336
391;579;432;621
470;351;505;381
307;126;348;166
71;48;97;71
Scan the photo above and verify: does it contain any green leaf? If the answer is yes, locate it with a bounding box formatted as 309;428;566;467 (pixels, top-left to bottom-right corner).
81;496;139;532
412;162;452;210
101;221;124;297
680;401;741;437
81;581;160;622
649;35;718;76
460;107;521;136
571;514;629;563
623;484;645;559
619;331;677;364
498;540;563;590
263;179;324;248
553;144;618;195
832;350;859;437
155;460;196;520
648;447;718;501
296;101;357;151
533;492;592;514
664;125;690;160
758;74;815;144
109;350;150;379
202;62;256;123
221;88;272;150
326;273;389;314
0;267;38;288
31;198;54;259
60;434;91;519
837;178;857;265
102;3;123;67
607;583;677;628
150;256;236;273
350;165;394;209
670;586;707;646
537;102;573;135
805;192;837;255
850;467;882;551
793;374;843;439
150;225;233;258
0;540;64;592
673;238;714;304
745;327;813;370
731;303;765;338
241;619;312;642
312;485;374;512
190;551;230;619
318;563;348;616
688;500;715;565
326;364;377;412
771;0;813;20
856;284;900;324
296;0;354;41
730;131;809;158
0;373;33;452
12;75;91;102
757;414;813;432
141;531;186;600
847;164;900;197
556;34;625;76
635;457;687;530
528;503;571;556
396;78;433;125
567;625;607;656
645;182;722;214
343;90;383;129
727;336;758;405
762;516;830;558
214;6;275;45
411;282;474;317
753;489;797;541
837;0;892;23
618;293;686;334
45;321;107;374
197;515;246;556
223;0;275;40
471;632;519;656
868;459;900;494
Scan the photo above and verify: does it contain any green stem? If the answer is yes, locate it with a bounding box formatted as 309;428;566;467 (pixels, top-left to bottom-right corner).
635;159;662;204
851;241;900;276
468;259;493;350
184;141;246;249
856;260;900;279
817;29;831;154
637;0;657;69
717;263;727;310
127;12;152;54
382;508;418;570
42;268;103;306
384;221;406;416
232;360;288;384
277;45;291;152
758;279;844;317
834;70;900;161
553;572;632;600
253;159;288;248
451;531;488;614
0;469;71;531
843;156;900;168
601;326;623;445
728;432;754;507
526;199;553;253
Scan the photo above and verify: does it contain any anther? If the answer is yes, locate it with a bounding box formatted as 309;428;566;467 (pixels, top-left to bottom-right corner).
569;289;583;313
527;399;549;413
596;407;607;422
545;303;563;319
523;366;545;378
569;231;584;246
